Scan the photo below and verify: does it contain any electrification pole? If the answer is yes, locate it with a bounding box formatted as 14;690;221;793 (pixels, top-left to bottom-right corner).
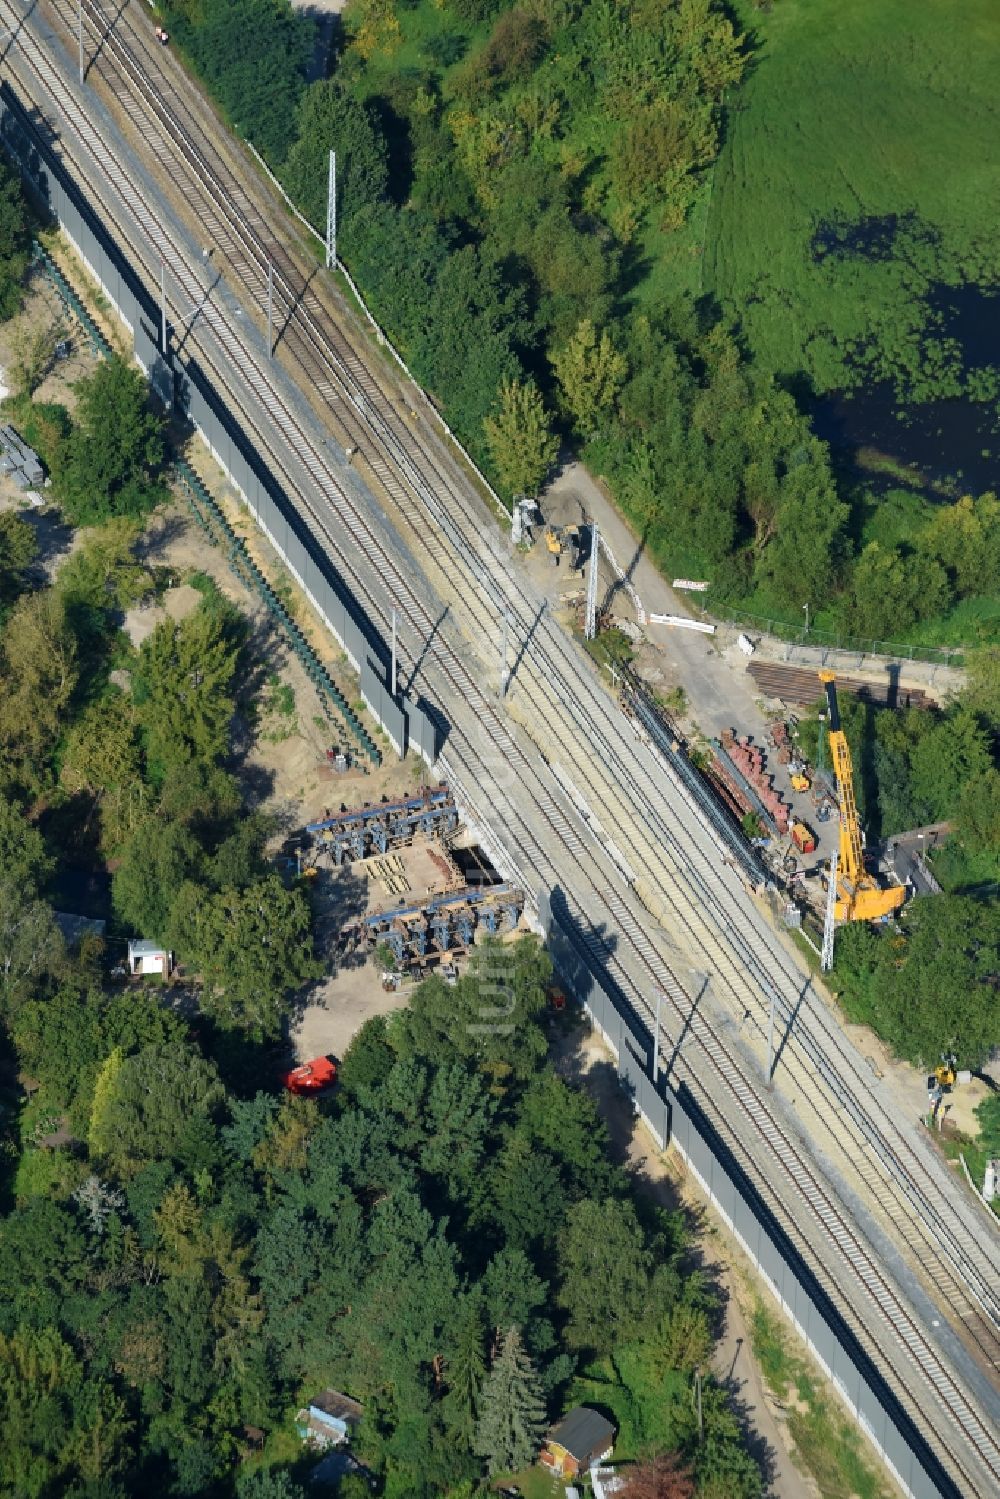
765;985;776;1089
77;0;84;84
390;608;398;699
159;259;167;356
326;151;336;270
584;521;599;640
498;608;510;698
266;260;273;359
651;986;663;1082
820;851;838;972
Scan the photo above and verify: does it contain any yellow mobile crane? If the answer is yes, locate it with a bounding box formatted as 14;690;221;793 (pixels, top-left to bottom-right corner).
818;670;905;923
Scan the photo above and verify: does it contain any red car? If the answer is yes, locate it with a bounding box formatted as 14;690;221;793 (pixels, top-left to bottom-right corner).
282;1056;337;1096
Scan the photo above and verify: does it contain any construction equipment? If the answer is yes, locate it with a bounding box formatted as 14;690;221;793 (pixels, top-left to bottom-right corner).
790;772;811;793
933;1053;958;1092
818;671;905;923
283;1056;337;1096
545;529;562;567
790;821;816;855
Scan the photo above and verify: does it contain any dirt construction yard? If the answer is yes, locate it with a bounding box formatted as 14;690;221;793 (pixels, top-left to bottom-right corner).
291;837;479;1063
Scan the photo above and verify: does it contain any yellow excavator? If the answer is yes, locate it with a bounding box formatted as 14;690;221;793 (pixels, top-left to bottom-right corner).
818;670;905;923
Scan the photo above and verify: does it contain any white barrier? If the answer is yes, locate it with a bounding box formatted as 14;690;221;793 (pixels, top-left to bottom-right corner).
648;613;716;634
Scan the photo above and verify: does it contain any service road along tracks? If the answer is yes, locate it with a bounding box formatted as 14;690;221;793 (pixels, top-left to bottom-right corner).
7;2;1000;1492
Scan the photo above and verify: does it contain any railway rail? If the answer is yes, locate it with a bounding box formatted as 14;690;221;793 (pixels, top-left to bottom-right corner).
6;7;999;1492
46;0;1000;1385
748;660;935;710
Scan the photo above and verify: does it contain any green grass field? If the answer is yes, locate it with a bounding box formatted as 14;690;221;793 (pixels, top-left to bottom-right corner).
704;0;1000;398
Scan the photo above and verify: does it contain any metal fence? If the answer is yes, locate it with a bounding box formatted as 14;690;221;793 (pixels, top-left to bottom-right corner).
710;603;966;668
0;81;438;765
537;886;954;1499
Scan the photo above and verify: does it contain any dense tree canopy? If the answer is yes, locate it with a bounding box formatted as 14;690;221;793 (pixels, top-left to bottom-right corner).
0;160;29;321
55;356;166;526
834;896;1000;1069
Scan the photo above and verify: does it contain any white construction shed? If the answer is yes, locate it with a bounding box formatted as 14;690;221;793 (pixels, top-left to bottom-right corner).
127;940;172;978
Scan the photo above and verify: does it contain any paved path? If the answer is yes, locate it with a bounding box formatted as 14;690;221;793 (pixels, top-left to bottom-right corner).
543;463;839;863
544;463;768;743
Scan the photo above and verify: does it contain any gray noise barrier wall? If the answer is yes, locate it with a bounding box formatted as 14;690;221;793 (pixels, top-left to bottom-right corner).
537;885;953;1499
0;79;966;1499
0;81;439;766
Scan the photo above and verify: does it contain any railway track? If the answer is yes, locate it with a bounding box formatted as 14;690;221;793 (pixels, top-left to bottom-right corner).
50;0;1000;1382
7;6;1000;1491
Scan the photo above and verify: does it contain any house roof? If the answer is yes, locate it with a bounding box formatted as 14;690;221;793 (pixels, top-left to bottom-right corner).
55;912;106;945
128;939;167;957
547;1407;616;1460
311;1390;363;1425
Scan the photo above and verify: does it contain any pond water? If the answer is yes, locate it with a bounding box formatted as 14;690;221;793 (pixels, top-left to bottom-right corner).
812;385;998;497
810;283;1000;497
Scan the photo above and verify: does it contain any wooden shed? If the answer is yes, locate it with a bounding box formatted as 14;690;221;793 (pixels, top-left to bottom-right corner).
540;1406;616;1477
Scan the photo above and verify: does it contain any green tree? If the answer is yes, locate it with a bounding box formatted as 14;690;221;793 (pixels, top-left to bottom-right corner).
752;452;849;607
112;818;203;940
282;80;389;238
0;880;63;1015
694;1381;763;1499
558;1196;651;1352
208;812;271;890
394;937;550;1085
61;696;147;853
918;492;1000;598
908;708;991;820
473;1324;547;1475
0;511;37;609
552;318;628;436
89;1040;226;1173
56;517;151;610
0;590;78;792
0;163;28;319
134;604;239;773
0;1325;131;1497
846;543;951;642
835;896;1000;1068
55;356;165;525
0;795;51;889
157;760;242;829
338;1013;397;1098
237;1471;308;1499
963;645;1000;727
442;1296;486;1444
176;0;313;163
169;874;321;1037
956;768;1000;852
483;378;558;498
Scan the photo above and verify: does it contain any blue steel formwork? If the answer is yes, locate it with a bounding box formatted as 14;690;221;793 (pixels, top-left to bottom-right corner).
306;785;457;863
365;884;524;965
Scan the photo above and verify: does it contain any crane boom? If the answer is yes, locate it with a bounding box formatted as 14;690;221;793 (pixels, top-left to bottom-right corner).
817;670;905;923
819;670;865;890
